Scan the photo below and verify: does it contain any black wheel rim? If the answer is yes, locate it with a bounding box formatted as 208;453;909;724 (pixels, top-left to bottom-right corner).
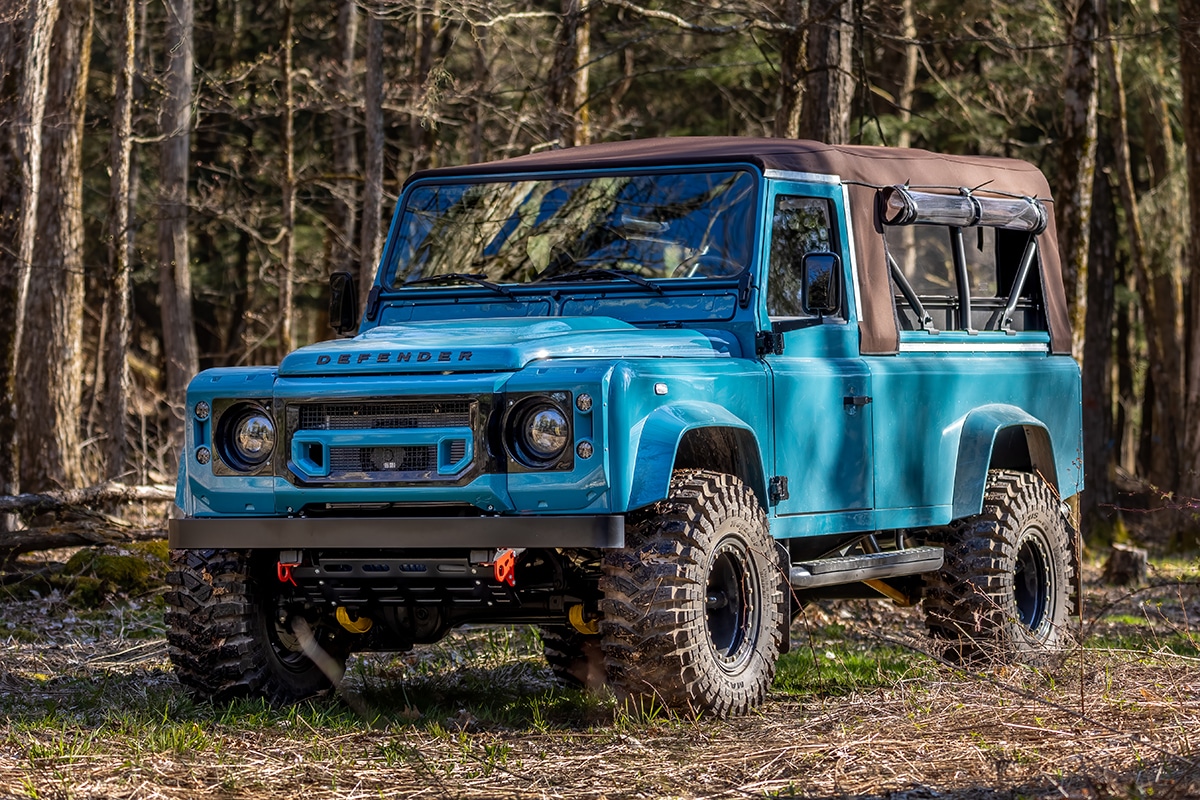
1014;530;1052;634
268;618;317;674
705;537;760;673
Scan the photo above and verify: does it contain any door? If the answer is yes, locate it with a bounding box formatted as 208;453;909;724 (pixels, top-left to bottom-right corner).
762;184;874;521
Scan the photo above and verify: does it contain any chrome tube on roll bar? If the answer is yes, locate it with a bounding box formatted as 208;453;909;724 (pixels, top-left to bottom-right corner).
880;185;1048;233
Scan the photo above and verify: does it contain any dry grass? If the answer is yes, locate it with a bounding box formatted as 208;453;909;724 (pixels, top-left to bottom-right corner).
1;556;1198;799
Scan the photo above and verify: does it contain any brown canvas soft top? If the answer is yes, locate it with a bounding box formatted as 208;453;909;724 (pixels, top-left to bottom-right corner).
406;137;1068;356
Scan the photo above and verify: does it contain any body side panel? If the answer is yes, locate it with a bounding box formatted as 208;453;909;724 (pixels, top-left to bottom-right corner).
868;339;1082;529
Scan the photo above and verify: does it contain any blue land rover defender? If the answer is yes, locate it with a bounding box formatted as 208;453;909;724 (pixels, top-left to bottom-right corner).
166;138;1083;717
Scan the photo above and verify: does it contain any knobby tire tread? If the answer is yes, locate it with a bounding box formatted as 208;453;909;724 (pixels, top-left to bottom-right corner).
165;548;335;704
599;470;786;717
922;469;1075;662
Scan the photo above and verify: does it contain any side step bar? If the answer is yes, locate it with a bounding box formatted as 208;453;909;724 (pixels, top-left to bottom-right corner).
789;545;944;589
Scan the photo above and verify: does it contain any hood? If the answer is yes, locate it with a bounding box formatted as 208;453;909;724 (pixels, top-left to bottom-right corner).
278;317;737;376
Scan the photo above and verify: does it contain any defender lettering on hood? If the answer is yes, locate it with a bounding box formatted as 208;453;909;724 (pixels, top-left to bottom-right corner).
315;350;474;365
278;317;736;376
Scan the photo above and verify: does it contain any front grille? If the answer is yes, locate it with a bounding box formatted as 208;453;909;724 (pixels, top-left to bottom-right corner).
299;400;472;431
329;445;438;474
286;396;481;486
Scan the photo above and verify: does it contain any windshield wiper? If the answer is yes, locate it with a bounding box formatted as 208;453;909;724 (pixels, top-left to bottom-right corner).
536;267;664;294
403;272;515;298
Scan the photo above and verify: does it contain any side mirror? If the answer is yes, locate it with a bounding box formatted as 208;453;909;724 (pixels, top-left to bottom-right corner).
329;271;359;335
801;252;842;316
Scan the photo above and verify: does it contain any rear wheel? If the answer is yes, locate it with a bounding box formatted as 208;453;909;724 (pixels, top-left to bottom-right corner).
599;470;786;717
165;549;347;704
922;470;1076;661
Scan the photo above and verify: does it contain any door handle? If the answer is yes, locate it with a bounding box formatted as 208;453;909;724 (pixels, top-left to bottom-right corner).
843;395;872;407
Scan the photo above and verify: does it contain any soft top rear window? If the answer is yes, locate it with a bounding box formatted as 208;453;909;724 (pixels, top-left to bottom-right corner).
385;170;757;289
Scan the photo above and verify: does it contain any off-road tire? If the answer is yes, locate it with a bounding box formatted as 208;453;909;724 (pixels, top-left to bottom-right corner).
599;470;786;717
922;469;1076;662
165;548;343;704
539;625;604;689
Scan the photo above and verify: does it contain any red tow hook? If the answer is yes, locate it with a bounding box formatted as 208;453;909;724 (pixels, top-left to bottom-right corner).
277;560;300;586
490;548;522;587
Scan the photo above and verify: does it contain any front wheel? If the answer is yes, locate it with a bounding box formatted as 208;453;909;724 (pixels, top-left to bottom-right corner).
599;470;786;717
922;469;1076;661
165;549;347;704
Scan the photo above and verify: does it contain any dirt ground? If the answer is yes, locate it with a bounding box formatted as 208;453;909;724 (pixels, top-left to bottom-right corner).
1;552;1198;800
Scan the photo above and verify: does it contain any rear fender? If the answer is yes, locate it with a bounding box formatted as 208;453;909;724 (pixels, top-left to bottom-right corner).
625;402;766;512
951;404;1058;520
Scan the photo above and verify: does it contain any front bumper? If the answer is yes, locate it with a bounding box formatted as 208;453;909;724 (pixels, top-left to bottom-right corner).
168;515;625;550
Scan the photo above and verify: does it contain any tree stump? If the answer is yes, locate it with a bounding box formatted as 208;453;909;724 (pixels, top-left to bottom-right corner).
1102;542;1148;586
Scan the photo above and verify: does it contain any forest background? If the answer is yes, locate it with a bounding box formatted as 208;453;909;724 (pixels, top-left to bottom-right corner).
1;0;1198;546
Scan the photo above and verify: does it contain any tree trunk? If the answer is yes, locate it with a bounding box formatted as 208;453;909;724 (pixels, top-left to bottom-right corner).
1080;137;1118;538
0;14;26;512
329;0;359;279
1179;0;1200;503
773;0;804;139
104;0;137;480
800;0;853;144
895;0;919;274
159;0;199;451
409;0;438;171
468;23;488;162
360;8;384;302
547;0;583;147
1138;0;1186;499
1;0;60;504
1104;31;1182;493
1056;0;1099;354
17;0;92;492
11;0;60;356
573;1;591;146
279;0;296;354
895;0;918;149
1115;266;1137;474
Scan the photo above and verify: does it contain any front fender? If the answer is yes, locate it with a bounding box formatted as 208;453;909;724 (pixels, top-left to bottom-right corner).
950;404;1058;520
624;402;761;511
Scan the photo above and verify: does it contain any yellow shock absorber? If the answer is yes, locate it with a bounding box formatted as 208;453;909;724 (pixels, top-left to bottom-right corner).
568;604;599;635
335;607;373;634
863;579;913;607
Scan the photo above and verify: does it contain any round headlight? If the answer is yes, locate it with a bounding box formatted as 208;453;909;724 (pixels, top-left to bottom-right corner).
217;404;276;471
507;397;571;467
525;406;568;458
234;413;276;464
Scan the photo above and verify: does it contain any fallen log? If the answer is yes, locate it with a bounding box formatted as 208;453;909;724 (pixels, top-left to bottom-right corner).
0;482;175;560
0;482;175;514
0;525;167;560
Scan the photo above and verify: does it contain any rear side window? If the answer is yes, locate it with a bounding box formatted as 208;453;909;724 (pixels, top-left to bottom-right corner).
883;191;1047;334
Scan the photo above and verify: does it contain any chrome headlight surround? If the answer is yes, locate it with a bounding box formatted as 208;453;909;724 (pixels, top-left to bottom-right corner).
215;401;277;473
504;394;572;470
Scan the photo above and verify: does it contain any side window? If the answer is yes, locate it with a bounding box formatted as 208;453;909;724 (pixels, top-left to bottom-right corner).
885;223;1045;333
768;196;837;318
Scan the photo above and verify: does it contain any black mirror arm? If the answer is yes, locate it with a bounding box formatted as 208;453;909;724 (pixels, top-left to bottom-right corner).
328;271;359;336
364;284;383;322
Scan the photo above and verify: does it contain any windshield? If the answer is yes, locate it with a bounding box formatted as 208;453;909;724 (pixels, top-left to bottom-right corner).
385;170;757;289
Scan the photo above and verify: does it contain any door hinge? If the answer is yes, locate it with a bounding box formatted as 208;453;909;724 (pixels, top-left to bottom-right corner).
756;330;784;356
769;476;789;504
